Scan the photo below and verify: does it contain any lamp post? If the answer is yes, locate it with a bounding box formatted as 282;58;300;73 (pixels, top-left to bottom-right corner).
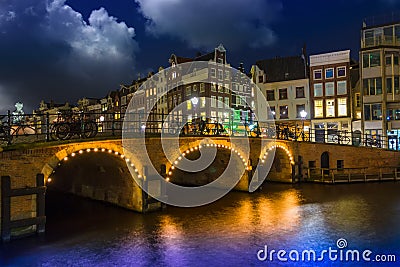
300;110;307;141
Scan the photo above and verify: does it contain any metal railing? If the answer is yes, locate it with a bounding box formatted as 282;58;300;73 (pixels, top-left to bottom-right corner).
305;167;400;183
0;111;398;150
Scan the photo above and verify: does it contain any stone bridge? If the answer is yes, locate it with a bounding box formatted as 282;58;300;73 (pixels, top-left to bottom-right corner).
0;137;399;226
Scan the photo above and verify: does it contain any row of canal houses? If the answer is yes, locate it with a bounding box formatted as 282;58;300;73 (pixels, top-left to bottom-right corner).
35;19;400;149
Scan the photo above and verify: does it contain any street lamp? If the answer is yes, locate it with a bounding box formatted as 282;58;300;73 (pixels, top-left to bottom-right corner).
300;110;307;141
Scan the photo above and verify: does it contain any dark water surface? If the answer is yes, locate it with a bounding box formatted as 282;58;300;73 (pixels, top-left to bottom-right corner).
1;183;399;266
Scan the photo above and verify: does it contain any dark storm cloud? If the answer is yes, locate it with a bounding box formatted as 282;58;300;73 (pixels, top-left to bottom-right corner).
135;0;282;50
0;0;138;113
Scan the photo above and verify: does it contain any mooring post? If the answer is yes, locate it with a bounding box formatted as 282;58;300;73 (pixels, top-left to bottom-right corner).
36;174;46;235
1;176;11;242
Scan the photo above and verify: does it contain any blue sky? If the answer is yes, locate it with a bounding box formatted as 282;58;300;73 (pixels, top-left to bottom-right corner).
0;0;400;113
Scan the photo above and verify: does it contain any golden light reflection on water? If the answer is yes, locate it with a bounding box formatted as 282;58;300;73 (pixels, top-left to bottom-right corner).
157;188;303;242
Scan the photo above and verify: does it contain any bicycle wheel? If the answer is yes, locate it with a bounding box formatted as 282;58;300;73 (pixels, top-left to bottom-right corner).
49;124;59;140
82;121;97;138
332;135;339;144
56;123;71;140
343;136;351;145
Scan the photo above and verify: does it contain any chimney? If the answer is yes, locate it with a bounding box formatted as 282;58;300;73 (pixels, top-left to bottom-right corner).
239;62;244;73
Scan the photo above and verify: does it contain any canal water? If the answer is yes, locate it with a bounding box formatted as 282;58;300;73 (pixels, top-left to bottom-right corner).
1;183;399;266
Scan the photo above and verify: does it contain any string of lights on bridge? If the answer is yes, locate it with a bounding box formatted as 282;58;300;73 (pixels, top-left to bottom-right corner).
49;148;143;183
166;143;250;181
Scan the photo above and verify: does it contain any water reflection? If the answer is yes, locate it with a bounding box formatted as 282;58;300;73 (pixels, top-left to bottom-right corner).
1;183;400;266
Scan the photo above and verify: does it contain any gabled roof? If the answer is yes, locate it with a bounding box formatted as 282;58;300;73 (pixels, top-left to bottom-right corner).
256;55;308;82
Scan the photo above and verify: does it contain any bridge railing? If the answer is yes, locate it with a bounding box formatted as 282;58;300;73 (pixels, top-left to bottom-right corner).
305;167;400;183
0;111;398;151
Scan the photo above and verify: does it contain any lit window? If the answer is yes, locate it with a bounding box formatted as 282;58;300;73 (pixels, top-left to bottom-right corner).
325;82;335;96
211;96;216;107
337;81;347;95
224;97;230;106
314;100;323;118
200;83;205;93
338;98;347;116
325;68;334;79
296;104;305;118
187;100;192;110
326;99;335;117
279;105;288;119
211;82;216;92
314;83;323;97
218;96;224;108
200;97;206;108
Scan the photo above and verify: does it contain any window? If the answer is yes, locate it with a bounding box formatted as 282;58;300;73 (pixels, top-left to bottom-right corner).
362;51;381;68
200;83;205;93
395;76;400;94
224;97;230;106
172;71;177;79
187;100;192;110
211;68;216;77
325;68;334;79
266;90;275;101
386;56;392;65
364;103;382;120
314;100;323;118
314;83;323;97
387;77;392;93
296;86;305;98
200;97;206;108
363;78;382;95
225;71;229;80
186;86;191;96
218;69;223;80
268;106;276;119
279;105;288;119
355;93;361;108
325;82;335;96
338;98;347;116
387;109;400;120
296;104;305;118
211;96;216;107
337;67;346;77
218;96;224;108
279;88;288;100
314;69;322;80
326;99;335;117
211;82;216;92
193;84;198;91
337;160;344;170
337;81;347;95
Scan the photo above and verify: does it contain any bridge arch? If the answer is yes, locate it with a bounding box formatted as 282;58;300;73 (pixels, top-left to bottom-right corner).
259;142;295;182
41;142;144;184
166;142;250;190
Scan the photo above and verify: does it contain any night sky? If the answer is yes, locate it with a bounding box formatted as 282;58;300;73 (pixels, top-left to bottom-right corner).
1;0;400;113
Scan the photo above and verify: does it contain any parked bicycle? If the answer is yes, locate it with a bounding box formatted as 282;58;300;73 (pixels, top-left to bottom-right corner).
0;116;12;144
363;137;381;148
52;115;98;140
332;133;351;145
